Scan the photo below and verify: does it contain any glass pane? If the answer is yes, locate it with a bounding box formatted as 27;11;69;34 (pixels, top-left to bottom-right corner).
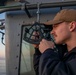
20;25;35;75
0;13;6;75
0;30;6;75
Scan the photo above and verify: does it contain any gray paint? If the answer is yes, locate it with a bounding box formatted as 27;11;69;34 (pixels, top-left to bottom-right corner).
7;0;76;4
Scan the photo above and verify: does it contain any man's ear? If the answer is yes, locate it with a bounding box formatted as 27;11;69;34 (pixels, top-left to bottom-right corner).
69;21;76;31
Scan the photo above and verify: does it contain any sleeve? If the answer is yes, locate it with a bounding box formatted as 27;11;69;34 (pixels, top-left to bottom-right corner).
39;48;72;75
33;48;41;75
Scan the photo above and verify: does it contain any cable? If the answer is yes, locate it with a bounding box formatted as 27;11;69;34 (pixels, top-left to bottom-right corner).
0;31;5;45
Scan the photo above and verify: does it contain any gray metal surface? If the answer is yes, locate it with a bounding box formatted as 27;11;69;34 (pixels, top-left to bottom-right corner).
5;15;22;75
5;0;76;6
23;0;76;4
7;0;76;4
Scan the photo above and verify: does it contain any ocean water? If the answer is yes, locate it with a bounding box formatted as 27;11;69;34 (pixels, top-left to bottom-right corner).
0;59;6;75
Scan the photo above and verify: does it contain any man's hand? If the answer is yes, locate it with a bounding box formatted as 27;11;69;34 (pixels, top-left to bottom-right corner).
32;31;40;48
39;39;54;53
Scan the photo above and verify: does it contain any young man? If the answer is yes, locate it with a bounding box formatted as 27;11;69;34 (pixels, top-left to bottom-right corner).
33;9;76;75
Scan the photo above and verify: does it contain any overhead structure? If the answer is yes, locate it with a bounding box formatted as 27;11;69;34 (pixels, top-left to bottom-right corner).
0;1;76;13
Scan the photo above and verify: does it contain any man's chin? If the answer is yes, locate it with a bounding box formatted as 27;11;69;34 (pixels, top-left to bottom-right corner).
55;41;62;45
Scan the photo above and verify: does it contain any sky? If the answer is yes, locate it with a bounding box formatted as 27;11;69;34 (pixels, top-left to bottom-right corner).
0;13;5;58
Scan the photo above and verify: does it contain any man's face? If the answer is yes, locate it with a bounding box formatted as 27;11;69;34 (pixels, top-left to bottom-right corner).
51;22;71;44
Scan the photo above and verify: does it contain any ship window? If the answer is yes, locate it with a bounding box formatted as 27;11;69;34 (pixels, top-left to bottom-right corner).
20;25;35;75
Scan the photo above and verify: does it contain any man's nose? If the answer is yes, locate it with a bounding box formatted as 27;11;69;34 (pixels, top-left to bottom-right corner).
50;29;54;35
